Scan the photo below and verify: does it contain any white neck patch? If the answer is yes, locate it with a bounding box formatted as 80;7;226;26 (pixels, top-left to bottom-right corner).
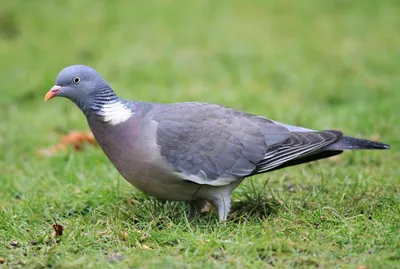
100;101;133;126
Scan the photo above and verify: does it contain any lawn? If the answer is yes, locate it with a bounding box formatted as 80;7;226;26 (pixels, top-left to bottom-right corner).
0;0;399;268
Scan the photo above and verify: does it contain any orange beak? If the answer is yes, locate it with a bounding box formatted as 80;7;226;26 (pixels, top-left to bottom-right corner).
44;85;62;101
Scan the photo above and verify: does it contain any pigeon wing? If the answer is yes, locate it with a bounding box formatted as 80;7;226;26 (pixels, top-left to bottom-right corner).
152;103;289;186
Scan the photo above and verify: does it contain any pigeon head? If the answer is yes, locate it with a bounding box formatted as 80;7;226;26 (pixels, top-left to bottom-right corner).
45;65;119;114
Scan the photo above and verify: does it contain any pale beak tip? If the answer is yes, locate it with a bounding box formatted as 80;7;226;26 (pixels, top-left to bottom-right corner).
44;86;62;102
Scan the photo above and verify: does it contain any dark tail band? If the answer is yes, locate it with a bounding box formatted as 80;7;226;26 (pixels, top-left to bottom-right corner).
323;136;390;150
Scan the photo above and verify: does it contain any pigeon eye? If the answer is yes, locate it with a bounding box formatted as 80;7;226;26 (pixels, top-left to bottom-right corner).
73;77;81;84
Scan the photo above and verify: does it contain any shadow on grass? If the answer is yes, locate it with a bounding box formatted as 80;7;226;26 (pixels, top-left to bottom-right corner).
230;180;281;222
118;180;281;225
54;179;281;229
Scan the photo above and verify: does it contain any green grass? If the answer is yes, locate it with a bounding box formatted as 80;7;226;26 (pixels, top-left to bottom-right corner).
0;0;399;268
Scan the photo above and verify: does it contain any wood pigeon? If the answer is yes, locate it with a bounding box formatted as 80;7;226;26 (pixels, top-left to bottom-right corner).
44;65;390;221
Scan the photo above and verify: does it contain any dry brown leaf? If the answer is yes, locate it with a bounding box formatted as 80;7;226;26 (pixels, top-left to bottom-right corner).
37;131;97;157
52;218;64;237
142;244;152;250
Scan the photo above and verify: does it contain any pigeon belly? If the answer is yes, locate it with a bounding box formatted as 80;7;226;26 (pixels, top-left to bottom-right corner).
87;116;200;201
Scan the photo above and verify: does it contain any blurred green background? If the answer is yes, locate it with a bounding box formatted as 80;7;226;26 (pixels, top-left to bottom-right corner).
0;0;399;268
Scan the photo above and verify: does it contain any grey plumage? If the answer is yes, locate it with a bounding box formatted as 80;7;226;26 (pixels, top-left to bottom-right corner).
45;65;390;222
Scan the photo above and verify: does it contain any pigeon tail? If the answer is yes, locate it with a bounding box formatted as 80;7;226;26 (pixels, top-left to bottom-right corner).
323;136;390;150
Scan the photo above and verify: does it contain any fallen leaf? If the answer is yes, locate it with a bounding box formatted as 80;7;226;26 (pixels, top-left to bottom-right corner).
357;265;368;269
0;257;5;264
52;218;64;237
37;131;97;157
142;244;152;250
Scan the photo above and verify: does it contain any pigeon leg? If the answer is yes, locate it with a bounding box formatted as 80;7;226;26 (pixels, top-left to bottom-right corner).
210;194;231;223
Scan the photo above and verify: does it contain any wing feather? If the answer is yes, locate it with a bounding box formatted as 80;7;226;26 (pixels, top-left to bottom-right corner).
152;103;289;185
253;131;342;174
151;102;342;185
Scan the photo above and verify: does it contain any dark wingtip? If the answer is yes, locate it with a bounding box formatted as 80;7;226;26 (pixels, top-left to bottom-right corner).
366;140;391;150
381;143;391;150
359;140;391;150
324;136;391;150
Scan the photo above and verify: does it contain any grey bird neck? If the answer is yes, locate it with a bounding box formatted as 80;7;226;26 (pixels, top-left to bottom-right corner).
81;85;122;117
76;84;154;122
